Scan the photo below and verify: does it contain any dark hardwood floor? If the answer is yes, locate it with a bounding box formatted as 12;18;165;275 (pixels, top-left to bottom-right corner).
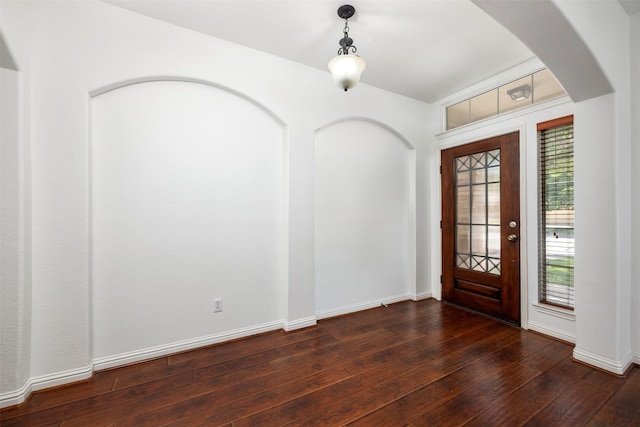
2;299;639;426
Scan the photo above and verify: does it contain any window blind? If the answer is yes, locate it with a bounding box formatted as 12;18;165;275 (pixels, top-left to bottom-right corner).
538;115;574;309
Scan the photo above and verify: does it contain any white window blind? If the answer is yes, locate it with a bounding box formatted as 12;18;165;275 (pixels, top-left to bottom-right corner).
538;115;574;309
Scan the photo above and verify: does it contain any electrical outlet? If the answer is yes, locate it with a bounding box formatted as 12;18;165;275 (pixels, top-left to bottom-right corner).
214;298;223;313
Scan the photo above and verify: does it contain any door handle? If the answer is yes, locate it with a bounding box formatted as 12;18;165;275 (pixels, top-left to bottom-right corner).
507;234;518;242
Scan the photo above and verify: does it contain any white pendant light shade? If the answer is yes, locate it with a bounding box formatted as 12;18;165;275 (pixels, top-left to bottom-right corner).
328;54;366;91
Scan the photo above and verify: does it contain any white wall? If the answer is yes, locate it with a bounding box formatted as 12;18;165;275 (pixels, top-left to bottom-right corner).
630;10;640;363
91;81;284;363
572;94;621;364
1;66;23;392
0;0;32;402
552;0;633;372
315;119;415;317
0;0;428;407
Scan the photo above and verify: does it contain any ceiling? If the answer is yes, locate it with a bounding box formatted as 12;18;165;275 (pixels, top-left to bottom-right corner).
101;0;633;103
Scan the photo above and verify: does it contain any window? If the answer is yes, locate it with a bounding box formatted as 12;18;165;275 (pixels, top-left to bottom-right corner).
537;115;574;309
446;68;566;130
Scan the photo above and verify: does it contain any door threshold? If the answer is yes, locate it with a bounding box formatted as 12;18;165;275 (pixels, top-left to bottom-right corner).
442;300;521;328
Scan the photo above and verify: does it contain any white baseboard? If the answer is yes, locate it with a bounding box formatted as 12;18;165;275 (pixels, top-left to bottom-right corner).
316;293;412;320
93;320;283;371
527;320;576;344
0;319;284;409
633;352;640;366
573;347;633;375
283;316;317;332
412;291;433;301
0;364;94;409
1;299;433;409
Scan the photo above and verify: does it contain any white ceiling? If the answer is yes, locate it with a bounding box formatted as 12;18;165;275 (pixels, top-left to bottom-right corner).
101;0;633;103
102;0;539;103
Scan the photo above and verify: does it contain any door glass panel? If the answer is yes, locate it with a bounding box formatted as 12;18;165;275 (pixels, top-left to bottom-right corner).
471;185;487;224
488;225;501;257
487;166;500;182
456;254;470;270
456;225;470;253
455;149;501;275
457;170;470;185
488;183;500;225
471;225;486;254
456;186;470;223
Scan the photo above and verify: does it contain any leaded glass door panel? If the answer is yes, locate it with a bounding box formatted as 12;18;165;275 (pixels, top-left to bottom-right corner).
441;133;520;324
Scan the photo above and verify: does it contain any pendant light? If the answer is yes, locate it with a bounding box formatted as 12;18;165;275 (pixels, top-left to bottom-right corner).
328;5;366;92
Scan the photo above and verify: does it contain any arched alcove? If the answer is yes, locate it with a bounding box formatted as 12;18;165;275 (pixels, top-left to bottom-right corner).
90;79;285;363
315;118;415;317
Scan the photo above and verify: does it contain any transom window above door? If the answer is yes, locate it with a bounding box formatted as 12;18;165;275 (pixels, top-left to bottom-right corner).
446;68;566;130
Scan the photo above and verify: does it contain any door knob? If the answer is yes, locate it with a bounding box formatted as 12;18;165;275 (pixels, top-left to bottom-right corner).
507;234;518;242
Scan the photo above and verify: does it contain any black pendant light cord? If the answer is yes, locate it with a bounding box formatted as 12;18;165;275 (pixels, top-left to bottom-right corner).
339;20;357;55
336;4;358;55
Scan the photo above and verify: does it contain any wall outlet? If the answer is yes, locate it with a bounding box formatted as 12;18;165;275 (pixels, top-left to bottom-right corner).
214;298;223;313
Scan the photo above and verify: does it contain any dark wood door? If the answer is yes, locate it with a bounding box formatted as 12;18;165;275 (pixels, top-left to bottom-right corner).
441;132;520;324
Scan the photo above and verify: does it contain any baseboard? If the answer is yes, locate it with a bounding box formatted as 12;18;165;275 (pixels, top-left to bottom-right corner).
93;320;283;371
412;291;433;301
572;347;633;375
283;316;317;332
0;299;429;409
527;320;576;344
0;364;94;409
316;293;412;320
0;320;284;409
633;352;640;366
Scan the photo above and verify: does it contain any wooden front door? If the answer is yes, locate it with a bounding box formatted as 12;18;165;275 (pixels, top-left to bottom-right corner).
441;132;520;324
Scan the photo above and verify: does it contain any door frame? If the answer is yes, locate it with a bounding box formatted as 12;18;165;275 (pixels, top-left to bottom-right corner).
432;125;529;329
